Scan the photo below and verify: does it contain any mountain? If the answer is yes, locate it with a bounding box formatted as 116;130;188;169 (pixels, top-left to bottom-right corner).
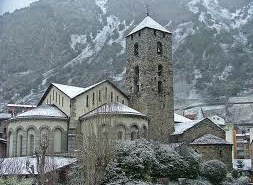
0;0;253;109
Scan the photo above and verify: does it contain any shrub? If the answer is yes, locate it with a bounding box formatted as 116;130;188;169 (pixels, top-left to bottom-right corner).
154;148;189;179
200;160;227;184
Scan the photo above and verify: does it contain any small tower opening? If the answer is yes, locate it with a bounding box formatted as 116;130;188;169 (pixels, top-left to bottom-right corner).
158;81;163;94
134;43;139;56
134;65;140;93
158;64;163;76
157;42;163;54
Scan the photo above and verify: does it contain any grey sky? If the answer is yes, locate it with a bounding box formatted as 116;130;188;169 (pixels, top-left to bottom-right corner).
0;0;39;15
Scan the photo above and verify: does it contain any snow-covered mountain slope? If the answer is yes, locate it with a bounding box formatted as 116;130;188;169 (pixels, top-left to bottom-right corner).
0;0;253;109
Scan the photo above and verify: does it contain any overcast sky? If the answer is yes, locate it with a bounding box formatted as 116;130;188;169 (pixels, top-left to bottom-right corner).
0;0;39;15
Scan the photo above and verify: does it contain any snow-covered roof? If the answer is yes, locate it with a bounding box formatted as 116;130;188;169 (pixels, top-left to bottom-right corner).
7;104;36;108
127;16;171;36
80;102;146;119
0;138;7;143
52;83;86;99
174;113;192;123
0;156;76;175
191;134;231;145
39;80;128;105
0;113;12;119
14;105;67;119
172;120;200;135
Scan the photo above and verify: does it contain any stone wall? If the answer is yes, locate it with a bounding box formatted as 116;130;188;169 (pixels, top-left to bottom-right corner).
80;114;148;141
126;27;174;143
170;119;225;143
191;144;233;169
7;118;68;157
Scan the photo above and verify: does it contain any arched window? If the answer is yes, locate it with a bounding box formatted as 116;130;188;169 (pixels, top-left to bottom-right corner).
130;125;139;141
9;132;13;157
157;42;163;54
27;128;36;156
134;43;139;56
134;65;140;93
118;131;123;140
158;81;163;94
16;129;24;157
40;128;49;145
54;129;62;153
116;125;126;140
158;64;163;76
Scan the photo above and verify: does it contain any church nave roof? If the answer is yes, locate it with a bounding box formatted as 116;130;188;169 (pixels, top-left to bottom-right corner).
80;102;146;119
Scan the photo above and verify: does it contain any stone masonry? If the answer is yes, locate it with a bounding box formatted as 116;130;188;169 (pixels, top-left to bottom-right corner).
126;25;174;143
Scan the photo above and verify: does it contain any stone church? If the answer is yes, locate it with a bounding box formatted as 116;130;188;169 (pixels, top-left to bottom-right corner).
6;16;232;167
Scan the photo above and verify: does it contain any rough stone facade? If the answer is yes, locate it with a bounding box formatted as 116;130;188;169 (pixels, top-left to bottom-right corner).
170;119;225;143
191;144;233;169
126;27;174;142
80;115;148;141
7;118;68;157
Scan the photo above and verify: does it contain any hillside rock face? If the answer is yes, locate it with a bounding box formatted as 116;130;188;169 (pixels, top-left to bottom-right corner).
0;0;253;108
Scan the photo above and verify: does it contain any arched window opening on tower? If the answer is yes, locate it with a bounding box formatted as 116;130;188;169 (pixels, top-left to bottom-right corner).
138;31;141;37
158;81;163;94
163;32;166;37
134;43;139;56
158;64;163;76
157;42;163;54
134;65;140;93
154;30;157;36
131;35;133;40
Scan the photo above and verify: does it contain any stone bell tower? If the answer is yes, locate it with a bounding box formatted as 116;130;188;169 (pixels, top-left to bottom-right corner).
126;15;174;142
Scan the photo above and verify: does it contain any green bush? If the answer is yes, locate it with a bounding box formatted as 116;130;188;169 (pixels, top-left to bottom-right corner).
200;160;227;184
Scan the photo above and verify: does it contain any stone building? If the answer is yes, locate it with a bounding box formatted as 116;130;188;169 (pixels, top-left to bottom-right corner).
126;16;174;142
6;15;232;167
190;134;233;169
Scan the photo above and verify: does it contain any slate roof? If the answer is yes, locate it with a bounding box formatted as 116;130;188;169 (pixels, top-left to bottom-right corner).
38;80;128;105
172;120;200;135
127;16;171;36
190;134;232;145
80;102;146;119
0;113;12;120
14;105;67;119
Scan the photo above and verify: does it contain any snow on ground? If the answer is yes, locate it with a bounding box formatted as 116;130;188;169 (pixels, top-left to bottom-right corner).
218;65;233;80
0;156;76;175
188;0;253;31
95;0;108;14
173;21;195;51
65;15;123;67
112;67;126;82
70;34;87;51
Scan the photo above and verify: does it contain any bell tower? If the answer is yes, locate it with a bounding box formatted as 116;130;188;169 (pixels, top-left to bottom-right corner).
126;16;174;142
